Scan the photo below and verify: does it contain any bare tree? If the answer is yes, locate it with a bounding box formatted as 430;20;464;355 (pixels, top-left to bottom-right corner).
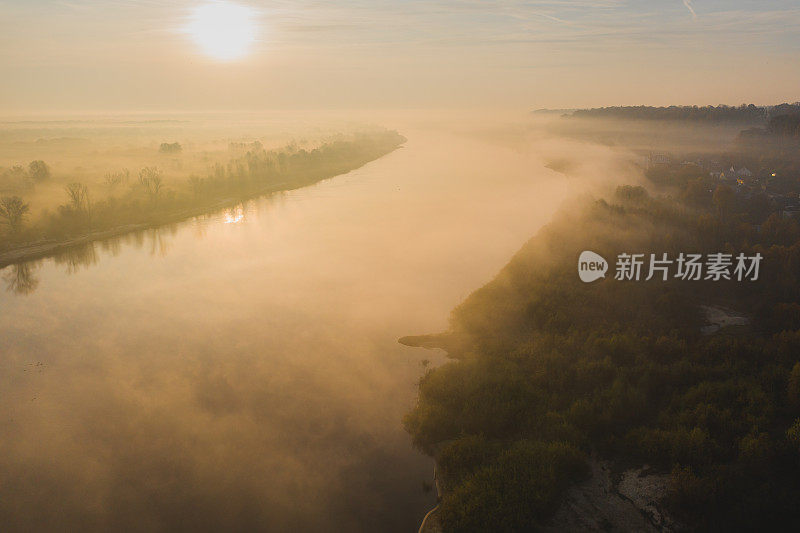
65;183;90;212
138;167;161;186
145;175;162;199
0;195;30;232
104;169;129;189
138;167;163;204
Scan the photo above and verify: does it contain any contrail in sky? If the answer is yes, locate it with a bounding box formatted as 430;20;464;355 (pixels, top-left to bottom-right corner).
683;0;697;20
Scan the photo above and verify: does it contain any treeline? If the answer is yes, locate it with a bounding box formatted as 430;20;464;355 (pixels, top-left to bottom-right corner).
734;112;800;179
0;130;405;253
740;113;800;141
405;183;800;531
769;113;800;138
570;104;800;124
0;160;51;189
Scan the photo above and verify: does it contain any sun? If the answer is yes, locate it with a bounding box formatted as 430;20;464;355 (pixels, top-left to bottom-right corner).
187;2;257;61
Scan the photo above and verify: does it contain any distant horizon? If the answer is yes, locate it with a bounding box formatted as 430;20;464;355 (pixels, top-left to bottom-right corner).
2;1;799;113
2;100;800;120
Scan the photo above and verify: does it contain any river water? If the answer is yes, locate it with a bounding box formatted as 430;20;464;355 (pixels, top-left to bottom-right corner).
0;127;571;532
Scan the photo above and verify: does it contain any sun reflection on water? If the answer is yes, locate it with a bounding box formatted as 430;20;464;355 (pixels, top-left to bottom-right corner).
223;205;245;224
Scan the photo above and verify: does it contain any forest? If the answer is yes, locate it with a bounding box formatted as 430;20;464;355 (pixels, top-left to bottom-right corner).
405;169;800;531
739;113;800;145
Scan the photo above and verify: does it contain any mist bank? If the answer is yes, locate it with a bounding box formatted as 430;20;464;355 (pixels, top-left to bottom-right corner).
0;130;405;267
0;126;579;532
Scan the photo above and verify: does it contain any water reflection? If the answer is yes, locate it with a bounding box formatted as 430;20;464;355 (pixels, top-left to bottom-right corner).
2;262;38;295
146;225;177;257
223;204;246;224
3;222;188;295
53;241;99;274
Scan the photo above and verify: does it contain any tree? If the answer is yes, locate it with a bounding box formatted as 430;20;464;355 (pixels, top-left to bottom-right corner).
712;184;735;220
768;114;800;138
138;167;164;205
0;195;30;232
788;363;800;410
159;142;182;154
761;213;800;246
28;160;50;181
7;165;26;180
145;175;163;202
681;178;711;207
65;183;90;212
138;167;159;185
104;169;129;188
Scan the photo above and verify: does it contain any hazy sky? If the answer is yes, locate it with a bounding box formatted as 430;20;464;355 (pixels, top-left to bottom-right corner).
1;0;798;113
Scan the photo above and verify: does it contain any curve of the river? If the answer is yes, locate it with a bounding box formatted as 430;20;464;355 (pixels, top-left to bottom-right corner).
0;128;570;532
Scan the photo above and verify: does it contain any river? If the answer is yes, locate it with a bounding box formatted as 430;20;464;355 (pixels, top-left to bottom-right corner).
0;126;571;532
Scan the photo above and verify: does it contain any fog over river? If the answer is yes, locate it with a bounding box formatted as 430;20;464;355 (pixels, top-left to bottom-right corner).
0;124;603;532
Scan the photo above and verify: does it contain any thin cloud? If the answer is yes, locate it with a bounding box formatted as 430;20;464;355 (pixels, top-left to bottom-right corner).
683;0;698;20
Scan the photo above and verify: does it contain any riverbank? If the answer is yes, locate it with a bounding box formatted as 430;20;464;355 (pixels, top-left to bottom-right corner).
402;182;800;531
0;194;247;268
0;133;405;268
